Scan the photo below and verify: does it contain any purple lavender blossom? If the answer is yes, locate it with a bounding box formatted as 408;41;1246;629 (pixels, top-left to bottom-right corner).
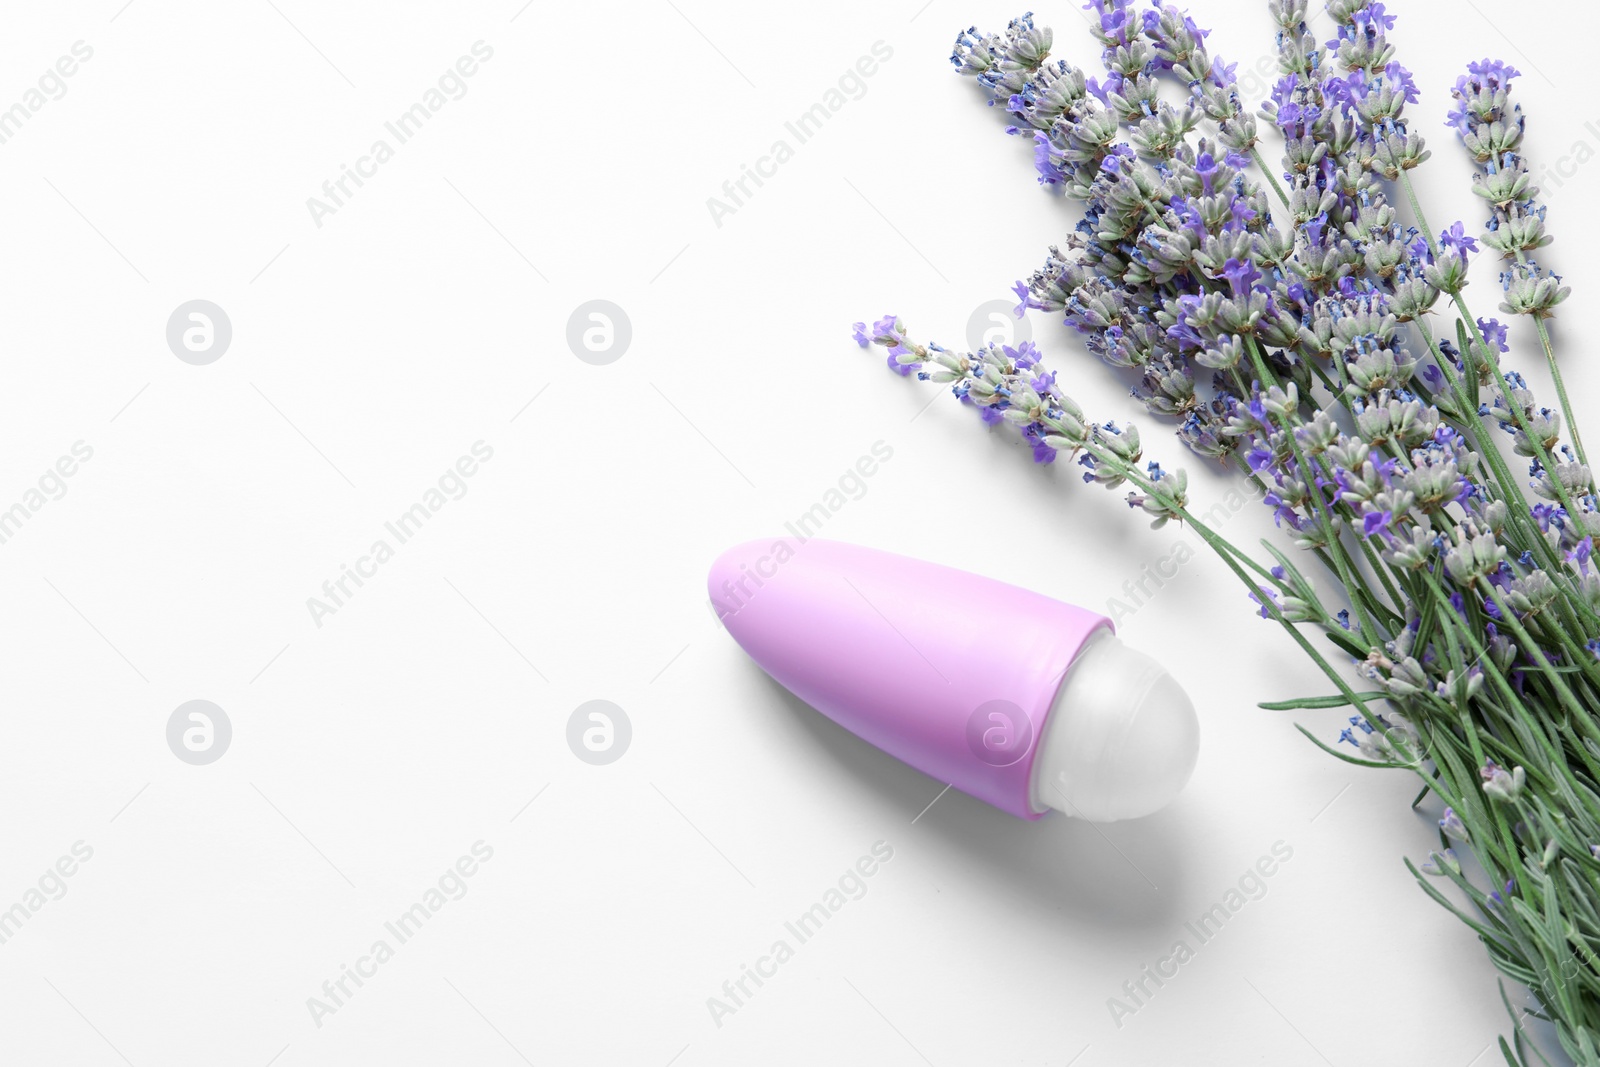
1362;510;1394;540
1438;222;1479;261
1248;586;1281;619
1033;132;1065;185
1477;317;1509;353
1385;61;1419;103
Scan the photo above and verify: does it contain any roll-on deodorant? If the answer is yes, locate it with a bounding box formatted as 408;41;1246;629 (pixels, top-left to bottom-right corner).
709;539;1199;822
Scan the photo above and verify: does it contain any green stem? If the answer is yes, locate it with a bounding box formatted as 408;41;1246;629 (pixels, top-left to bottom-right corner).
1250;147;1292;212
1352;531;1407;620
1189;505;1387;726
1536;315;1588;467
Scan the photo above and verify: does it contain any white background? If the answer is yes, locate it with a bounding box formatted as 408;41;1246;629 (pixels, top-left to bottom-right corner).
0;0;1594;1064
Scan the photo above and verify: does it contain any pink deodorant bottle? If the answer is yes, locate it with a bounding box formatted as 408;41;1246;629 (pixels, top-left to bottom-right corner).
709;539;1199;822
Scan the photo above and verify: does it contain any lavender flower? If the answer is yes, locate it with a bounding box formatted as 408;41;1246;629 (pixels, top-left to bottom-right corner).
1451;54;1588;472
857;2;1600;1059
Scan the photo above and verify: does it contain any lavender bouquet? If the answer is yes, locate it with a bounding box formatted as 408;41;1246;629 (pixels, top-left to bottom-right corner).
857;1;1600;1060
